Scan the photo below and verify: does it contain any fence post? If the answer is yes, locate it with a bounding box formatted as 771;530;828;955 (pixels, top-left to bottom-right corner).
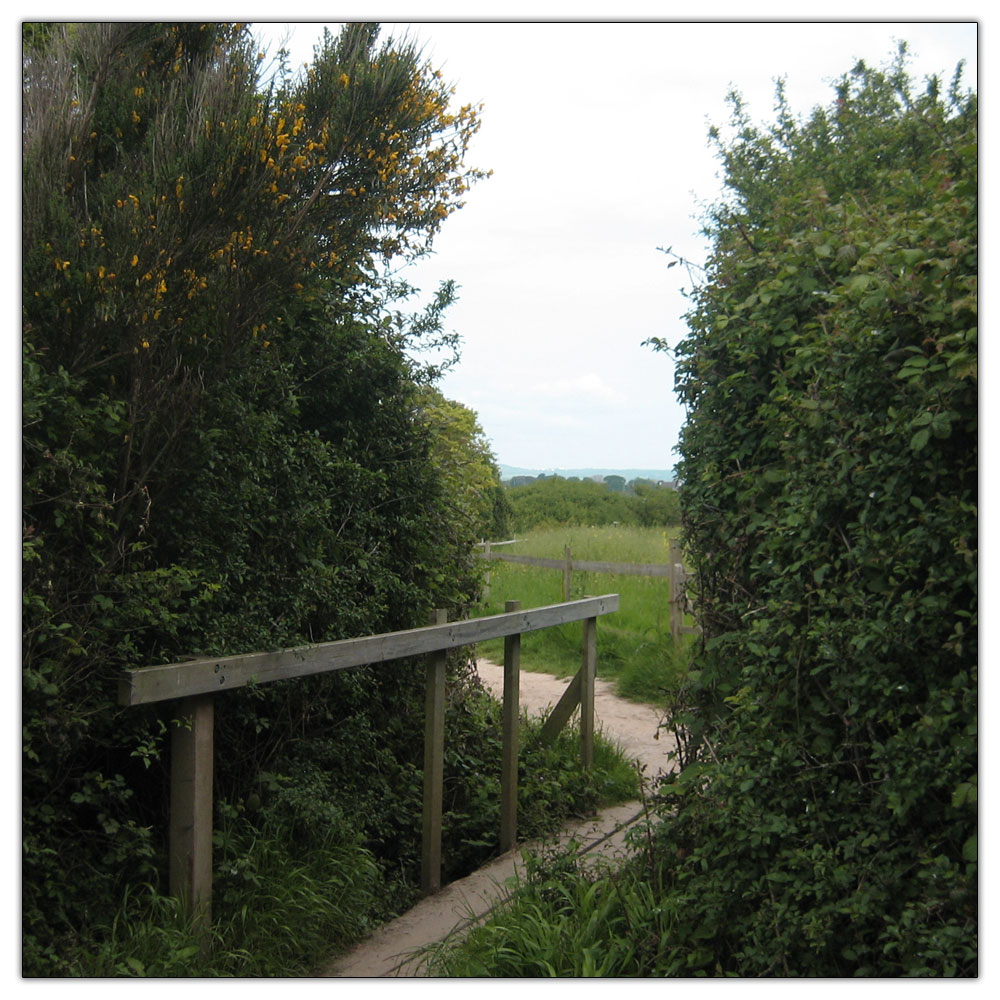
563;545;573;602
669;538;683;641
500;600;521;853
169;693;214;949
580;616;596;768
421;609;447;894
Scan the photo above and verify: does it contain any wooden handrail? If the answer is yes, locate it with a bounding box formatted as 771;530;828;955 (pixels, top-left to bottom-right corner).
118;594;620;945
118;594;619;707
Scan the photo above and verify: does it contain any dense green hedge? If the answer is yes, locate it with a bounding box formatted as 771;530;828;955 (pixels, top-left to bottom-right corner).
22;22;502;975
645;48;977;975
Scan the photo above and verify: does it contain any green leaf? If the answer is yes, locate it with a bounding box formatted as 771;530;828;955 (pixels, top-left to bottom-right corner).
951;780;976;808
125;957;146;976
909;427;930;452
962;834;977;863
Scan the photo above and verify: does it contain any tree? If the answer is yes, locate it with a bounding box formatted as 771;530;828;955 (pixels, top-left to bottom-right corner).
631;481;680;527
22;21;491;973
647;47;976;975
417;387;511;544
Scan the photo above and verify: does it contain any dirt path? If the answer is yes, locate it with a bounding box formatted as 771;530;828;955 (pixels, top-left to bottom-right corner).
474;659;675;785
323;662;676;977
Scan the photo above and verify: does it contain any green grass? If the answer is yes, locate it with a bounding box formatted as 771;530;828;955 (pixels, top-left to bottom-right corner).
59;683;640;978
475;526;695;706
417;842;672;977
68;818;383;977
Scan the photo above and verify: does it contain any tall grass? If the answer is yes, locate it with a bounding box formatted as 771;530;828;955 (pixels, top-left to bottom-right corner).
475;526;695;705
419;840;675;977
67;819;383;977
59;686;640;978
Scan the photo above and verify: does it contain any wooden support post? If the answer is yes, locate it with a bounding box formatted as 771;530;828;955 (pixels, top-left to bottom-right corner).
169;694;214;947
500;600;521;853
580;616;596;768
538;670;582;746
421;609;447;894
563;546;573;602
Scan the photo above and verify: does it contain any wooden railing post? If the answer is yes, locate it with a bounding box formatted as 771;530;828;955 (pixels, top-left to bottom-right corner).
170;693;214;948
580;616;596;768
500;600;521;853
421;609;447;894
563;546;573;602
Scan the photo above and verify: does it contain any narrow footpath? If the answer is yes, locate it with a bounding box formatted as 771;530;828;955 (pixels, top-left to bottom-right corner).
321;661;676;978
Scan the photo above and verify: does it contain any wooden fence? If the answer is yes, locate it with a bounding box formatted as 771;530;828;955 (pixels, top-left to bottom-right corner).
477;538;700;639
117;594;619;944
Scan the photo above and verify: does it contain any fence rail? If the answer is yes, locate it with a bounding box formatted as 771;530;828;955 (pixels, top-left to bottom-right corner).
118;594;619;948
476;538;700;638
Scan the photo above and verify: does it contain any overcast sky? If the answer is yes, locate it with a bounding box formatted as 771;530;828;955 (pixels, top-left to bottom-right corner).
254;16;978;473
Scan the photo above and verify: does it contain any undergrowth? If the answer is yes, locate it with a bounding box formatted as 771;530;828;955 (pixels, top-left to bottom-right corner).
44;681;638;977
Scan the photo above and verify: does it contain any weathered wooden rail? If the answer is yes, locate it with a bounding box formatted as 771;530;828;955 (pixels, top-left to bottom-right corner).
477;538;700;638
118;593;619;941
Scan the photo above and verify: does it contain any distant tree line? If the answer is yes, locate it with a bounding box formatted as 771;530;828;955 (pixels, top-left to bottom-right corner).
502;475;680;533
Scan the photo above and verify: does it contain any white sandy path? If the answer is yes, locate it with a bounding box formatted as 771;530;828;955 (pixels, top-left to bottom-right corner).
473;658;675;785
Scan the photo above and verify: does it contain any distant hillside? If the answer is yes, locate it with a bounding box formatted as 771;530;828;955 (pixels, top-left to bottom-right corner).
499;464;676;483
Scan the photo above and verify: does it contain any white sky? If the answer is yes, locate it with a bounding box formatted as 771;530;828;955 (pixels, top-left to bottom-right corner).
251;14;978;472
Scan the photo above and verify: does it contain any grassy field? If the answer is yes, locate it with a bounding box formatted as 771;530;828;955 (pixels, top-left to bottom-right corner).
474;525;695;706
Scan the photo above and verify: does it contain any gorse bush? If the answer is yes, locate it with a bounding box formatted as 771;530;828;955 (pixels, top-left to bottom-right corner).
21;20;516;975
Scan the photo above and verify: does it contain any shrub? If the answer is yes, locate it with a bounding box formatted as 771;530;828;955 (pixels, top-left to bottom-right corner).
647;46;977;976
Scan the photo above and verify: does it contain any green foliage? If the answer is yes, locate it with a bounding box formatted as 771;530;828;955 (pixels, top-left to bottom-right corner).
647;46;977;976
22;20;502;975
421;841;672;977
417;387;512;543
427;44;978;981
52;820;382;977
506;476;679;532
